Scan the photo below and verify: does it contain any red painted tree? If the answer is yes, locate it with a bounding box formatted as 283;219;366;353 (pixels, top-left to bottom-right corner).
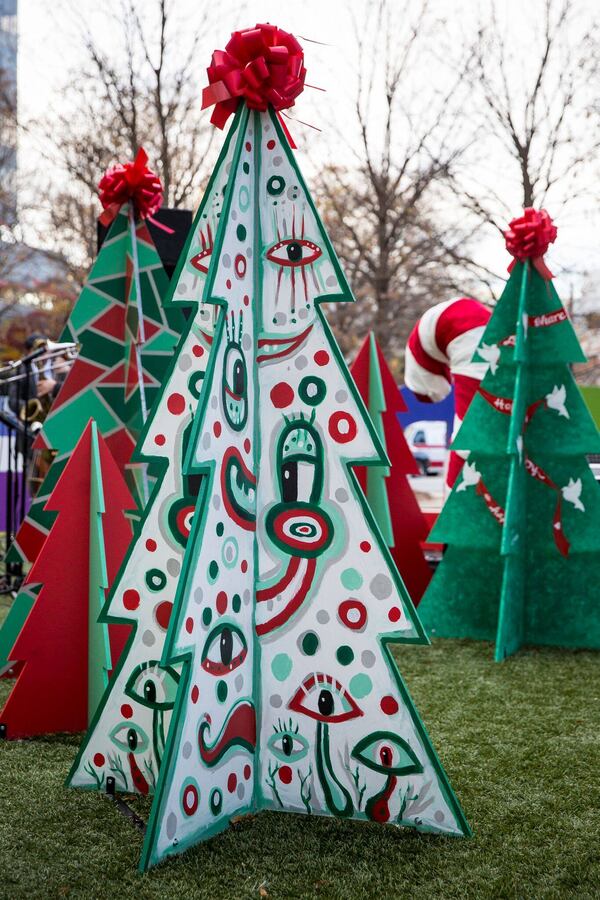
351;333;432;604
0;421;135;738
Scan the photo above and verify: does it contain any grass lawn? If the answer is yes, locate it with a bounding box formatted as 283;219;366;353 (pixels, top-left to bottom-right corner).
0;590;598;899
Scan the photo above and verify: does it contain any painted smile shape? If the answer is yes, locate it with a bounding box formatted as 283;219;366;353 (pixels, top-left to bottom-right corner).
198;699;256;766
221;446;256;531
256;324;313;364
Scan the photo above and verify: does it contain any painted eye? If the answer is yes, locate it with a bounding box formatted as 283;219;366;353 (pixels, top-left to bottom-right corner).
266;238;322;268
280;423;322;504
268;729;309;763
190;223;214;274
124;661;180;710
351;732;423;776
110;721;149;754
222;342;248;431
288;673;363;723
201;622;248;676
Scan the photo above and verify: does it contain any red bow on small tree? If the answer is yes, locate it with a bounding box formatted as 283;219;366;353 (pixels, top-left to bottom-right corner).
505;207;557;280
98;148;163;226
201;24;306;129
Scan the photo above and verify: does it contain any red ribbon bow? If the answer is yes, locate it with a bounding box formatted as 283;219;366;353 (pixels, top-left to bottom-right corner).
98;148;163;226
505;207;557;280
201;24;306;130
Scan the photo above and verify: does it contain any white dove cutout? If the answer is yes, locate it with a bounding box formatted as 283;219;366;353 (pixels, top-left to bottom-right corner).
561;477;585;512
456;460;482;492
478;342;501;375
546;384;569;419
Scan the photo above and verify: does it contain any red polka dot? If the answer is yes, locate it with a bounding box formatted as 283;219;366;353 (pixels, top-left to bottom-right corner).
185;616;194;634
243;294;250;306
183;784;198;816
360;541;371;552
154;434;166;446
167;392;185;415
381;696;399;716
155;600;173;630
191;685;199;704
314;350;330;366
216;591;228;615
227;772;238;793
121;704;133;719
244;764;252;780
328;411;358;444
270;382;294;408
278;765;293;784
241;559;248;574
145;538;157;552
213;421;222;437
123;589;140;611
245;142;252;151
338;599;367;630
234;254;247;278
244;438;251;453
226;278;232;290
93;753;105;767
267;139;276;150
388;607;401;623
192;344;204;357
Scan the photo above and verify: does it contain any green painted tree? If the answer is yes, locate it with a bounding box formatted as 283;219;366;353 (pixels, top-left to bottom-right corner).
419;209;600;660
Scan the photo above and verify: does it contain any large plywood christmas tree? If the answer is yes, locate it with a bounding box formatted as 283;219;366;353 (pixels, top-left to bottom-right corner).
419;209;600;660
110;25;469;870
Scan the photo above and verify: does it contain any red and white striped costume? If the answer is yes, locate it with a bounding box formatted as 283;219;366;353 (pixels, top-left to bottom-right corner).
404;297;491;487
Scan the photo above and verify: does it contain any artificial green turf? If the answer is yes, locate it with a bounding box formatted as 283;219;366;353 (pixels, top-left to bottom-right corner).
0;591;598;898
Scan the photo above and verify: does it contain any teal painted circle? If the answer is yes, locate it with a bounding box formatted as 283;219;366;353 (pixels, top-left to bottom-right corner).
271;653;293;682
202;607;212;628
239;185;250;211
217;680;228;703
349;673;372;698
236;224;247;241
208;560;219;583
145;568;167;592
221;536;239;570
210;787;222;815
232;593;241;613
299;376;326;406
341;568;363;590
188;371;205;400
336;645;354;666
301;631;319;656
267;175;285;196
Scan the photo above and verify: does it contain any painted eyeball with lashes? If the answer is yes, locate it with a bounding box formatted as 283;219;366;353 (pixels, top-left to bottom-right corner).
266;238;322;268
288;673;363;723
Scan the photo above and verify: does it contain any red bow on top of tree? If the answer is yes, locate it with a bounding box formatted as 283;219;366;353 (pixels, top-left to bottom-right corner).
201;24;306;129
98;148;163;226
505;207;557;280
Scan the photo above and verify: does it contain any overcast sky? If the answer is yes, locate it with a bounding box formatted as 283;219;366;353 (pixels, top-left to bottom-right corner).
14;0;600;302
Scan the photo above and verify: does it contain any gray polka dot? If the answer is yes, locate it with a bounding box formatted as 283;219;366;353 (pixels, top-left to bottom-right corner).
287;186;298;200
361;650;376;668
434;810;445;823
335;487;349;503
243;589;251;605
298;308;308;319
211;395;218;409
202;433;211;450
234;674;244;692
224;544;235;563
273;156;283;167
242;333;252;352
222;253;231;269
246;247;253;258
142;629;156;647
370;574;393;600
326;275;337;287
270;694;282;708
225;163;231;174
231;209;238;220
237;783;245;800
294;354;308;370
264;122;271;132
167;558;180;577
273;312;287;326
166;812;177;839
194;586;204;605
182;741;192;760
179;354;191;372
177;282;188;295
316;609;330;625
335;389;348;403
213;495;221;511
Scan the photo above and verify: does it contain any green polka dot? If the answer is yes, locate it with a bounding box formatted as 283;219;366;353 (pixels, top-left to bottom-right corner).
271;653;293;682
267;175;285;196
210;787;222;815
336;645;354;666
216;680;228;703
232;593;241;613
208;560;219;582
349;673;372;698
145;568;167;592
301;632;319;656
236;224;247;241
202;607;212;627
242;162;250;174
216;522;224;537
188;371;205;400
299;376;326;406
341;568;363;590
